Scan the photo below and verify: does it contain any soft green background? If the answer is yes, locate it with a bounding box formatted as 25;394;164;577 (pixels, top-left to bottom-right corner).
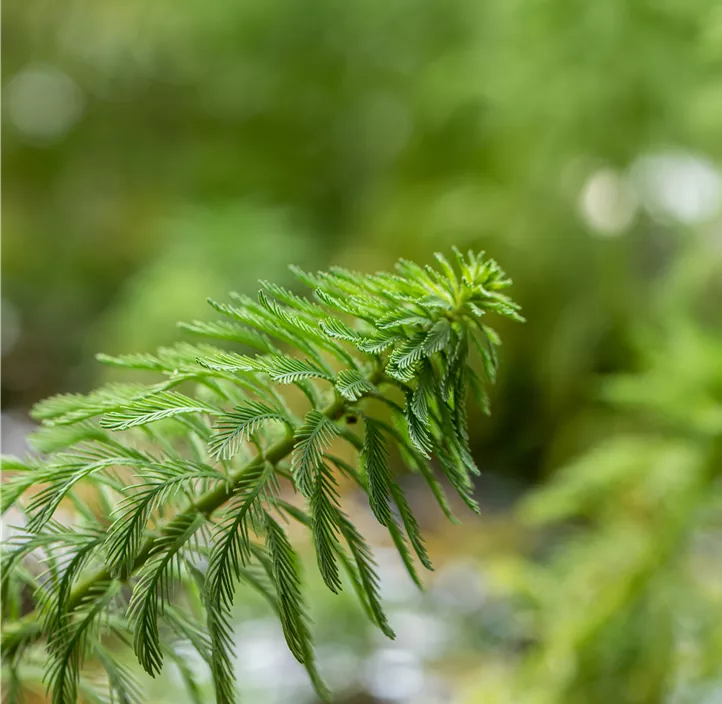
3;0;722;702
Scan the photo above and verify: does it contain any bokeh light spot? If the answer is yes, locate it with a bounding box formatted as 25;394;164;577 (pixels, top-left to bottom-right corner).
631;151;722;225
579;168;638;236
6;64;85;143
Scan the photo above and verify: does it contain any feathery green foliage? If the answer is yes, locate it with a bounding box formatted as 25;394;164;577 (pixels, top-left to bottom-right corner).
1;249;521;703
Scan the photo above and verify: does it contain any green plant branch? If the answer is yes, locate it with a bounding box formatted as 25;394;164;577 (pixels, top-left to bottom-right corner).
2;391;355;657
2;249;523;703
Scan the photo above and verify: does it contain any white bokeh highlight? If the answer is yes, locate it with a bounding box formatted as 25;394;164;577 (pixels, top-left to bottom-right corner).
630;151;722;225
6;64;85;142
579;168;638;236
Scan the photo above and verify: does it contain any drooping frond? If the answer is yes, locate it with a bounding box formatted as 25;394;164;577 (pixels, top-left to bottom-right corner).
389;482;432;570
37;529;107;637
95;644;144;704
2;249;520;703
44;580;121;704
205;462;276;703
337;513;395;639
292;410;341;497
25;444;153;531
104;459;227;578
127;513;204;677
310;463;343;593
264;513;329;701
361;419;392;526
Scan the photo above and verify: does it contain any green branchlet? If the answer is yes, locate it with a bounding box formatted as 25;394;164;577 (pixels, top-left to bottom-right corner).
1;248;522;703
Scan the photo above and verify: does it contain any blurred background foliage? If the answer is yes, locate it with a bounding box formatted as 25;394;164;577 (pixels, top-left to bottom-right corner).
3;0;722;701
